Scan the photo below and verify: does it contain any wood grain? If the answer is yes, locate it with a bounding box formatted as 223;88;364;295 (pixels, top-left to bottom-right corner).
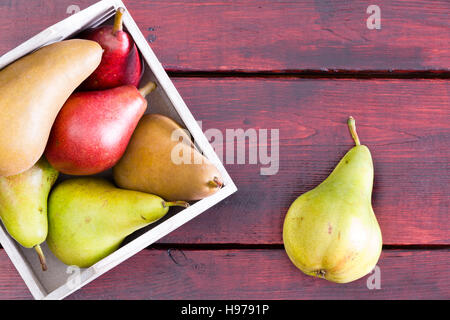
148;78;449;246
1;249;448;300
0;0;448;301
0;0;449;72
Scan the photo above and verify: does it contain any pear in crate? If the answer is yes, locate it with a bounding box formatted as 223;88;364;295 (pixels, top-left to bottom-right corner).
81;7;142;90
46;178;188;268
113;114;223;201
283;117;382;283
45;82;156;175
0;39;102;176
0;158;59;271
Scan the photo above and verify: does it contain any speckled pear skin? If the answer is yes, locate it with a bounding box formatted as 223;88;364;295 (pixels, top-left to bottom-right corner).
47;178;177;268
0;39;102;177
283;118;382;283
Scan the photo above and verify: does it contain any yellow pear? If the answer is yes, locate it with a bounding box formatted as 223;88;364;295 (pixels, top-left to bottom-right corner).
0;39;102;176
113;114;223;201
0;157;58;270
283;117;382;283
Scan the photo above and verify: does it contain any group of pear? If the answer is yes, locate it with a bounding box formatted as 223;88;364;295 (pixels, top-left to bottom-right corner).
0;8;382;284
0;8;222;270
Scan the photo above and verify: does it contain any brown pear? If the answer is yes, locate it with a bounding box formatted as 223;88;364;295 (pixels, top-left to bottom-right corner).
0;39;102;176
113;114;223;201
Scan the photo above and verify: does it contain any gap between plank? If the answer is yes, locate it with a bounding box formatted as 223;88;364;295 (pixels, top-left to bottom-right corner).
146;243;450;251
167;70;450;79
0;244;448;251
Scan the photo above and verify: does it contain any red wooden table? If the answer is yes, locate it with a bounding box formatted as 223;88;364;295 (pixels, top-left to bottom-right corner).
0;0;449;299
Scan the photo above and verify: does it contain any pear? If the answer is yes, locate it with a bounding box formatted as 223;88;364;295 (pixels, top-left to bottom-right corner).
46;178;189;268
80;7;142;90
45;81;156;175
0;39;102;176
283;117;382;283
0;157;59;271
113;114;223;201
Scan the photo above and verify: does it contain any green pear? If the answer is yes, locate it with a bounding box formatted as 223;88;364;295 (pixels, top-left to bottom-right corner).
283;117;382;283
0;157;59;271
46;178;189;268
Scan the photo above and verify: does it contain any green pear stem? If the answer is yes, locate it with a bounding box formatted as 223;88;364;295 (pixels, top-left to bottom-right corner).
208;176;223;189
139;81;157;98
162;201;190;208
34;245;47;271
347;116;360;146
112;7;125;35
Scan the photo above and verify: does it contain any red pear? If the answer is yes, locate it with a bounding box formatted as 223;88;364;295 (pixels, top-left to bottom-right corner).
80;7;142;90
45;82;156;175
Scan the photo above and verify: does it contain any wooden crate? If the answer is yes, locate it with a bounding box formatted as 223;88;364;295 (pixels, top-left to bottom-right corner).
0;0;237;300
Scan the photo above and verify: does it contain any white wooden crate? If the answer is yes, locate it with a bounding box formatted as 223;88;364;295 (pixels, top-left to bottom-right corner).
0;0;237;300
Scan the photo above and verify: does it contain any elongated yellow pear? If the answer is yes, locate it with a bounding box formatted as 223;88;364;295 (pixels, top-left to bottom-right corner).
283;117;382;283
0;39;102;176
113;114;223;201
0;157;59;271
47;178;189;268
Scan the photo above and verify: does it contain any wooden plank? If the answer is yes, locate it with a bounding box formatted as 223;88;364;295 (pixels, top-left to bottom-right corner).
0;79;446;246
0;249;32;299
153;78;449;245
1;248;448;299
0;79;446;247
1;0;449;72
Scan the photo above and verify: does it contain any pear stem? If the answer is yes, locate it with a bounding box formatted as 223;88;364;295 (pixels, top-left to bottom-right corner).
208;176;223;189
162;201;190;208
34;245;47;271
315;269;327;278
138;81;157;98
112;7;125;35
347;116;361;146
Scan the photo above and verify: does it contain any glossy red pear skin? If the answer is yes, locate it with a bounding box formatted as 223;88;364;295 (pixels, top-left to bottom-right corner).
81;26;142;90
45;86;147;175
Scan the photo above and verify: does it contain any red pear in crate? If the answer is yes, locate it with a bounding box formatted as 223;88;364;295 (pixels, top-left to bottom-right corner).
45;82;156;175
80;7;142;90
